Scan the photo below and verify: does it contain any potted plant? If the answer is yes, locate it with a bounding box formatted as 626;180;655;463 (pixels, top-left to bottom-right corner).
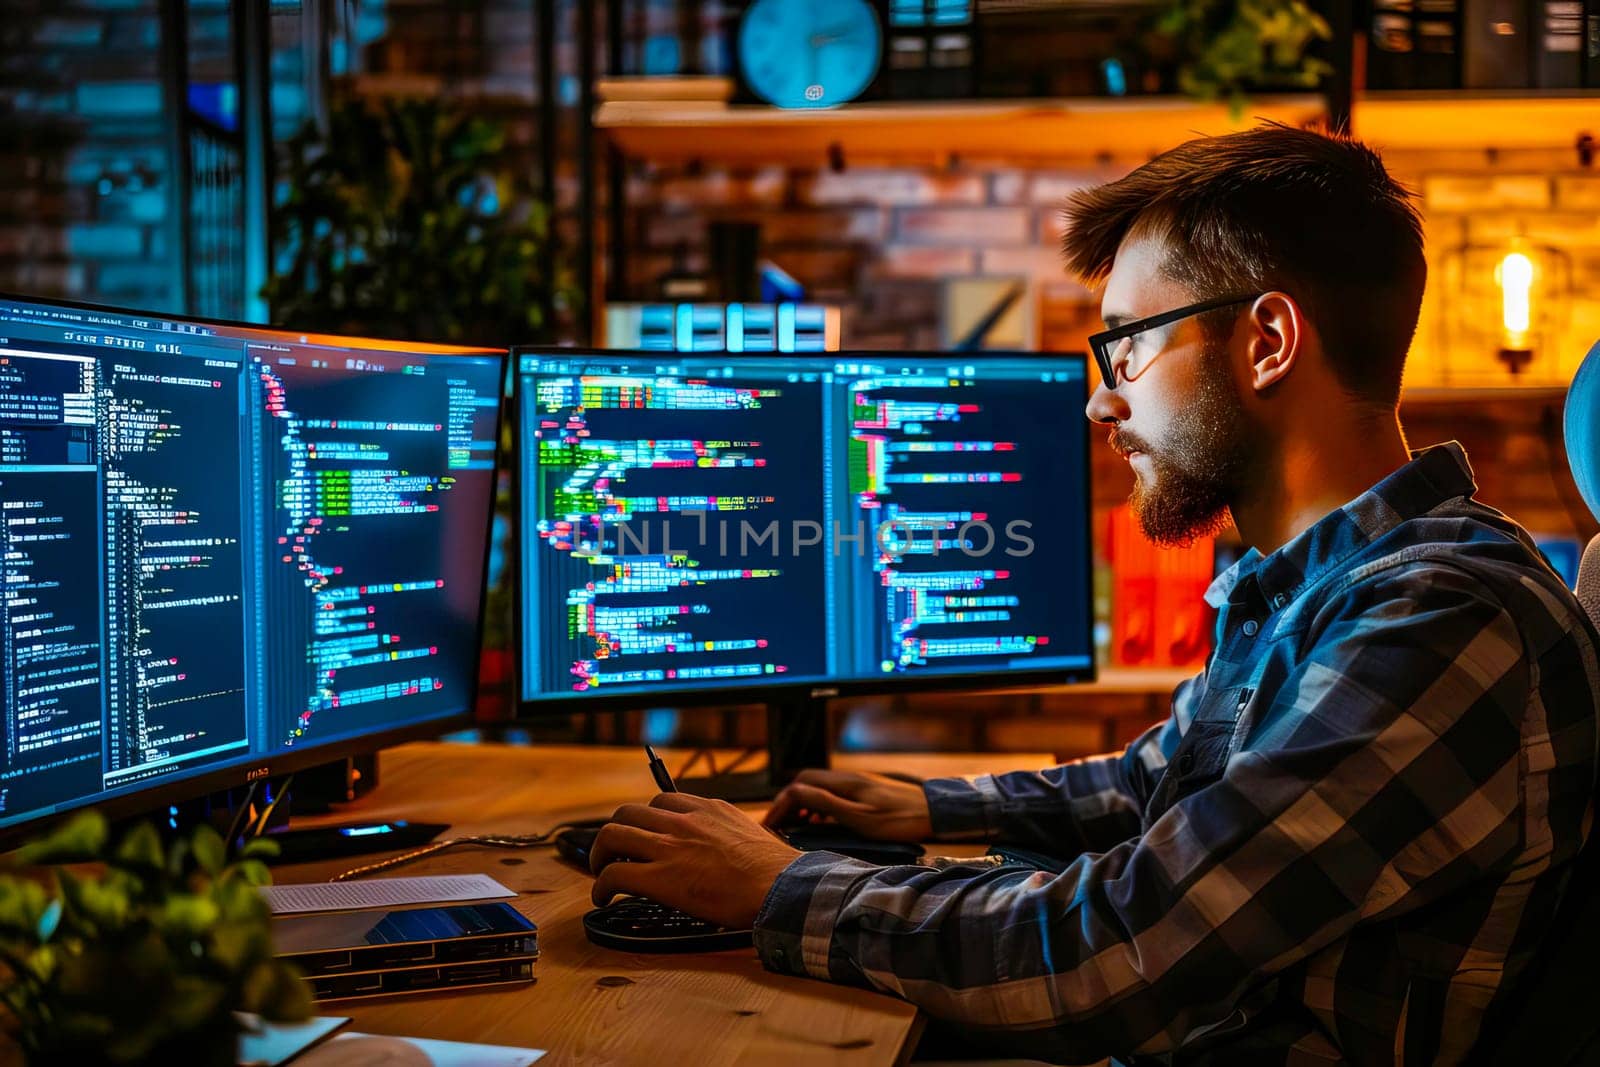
264;96;575;724
264;95;570;347
0;811;311;1065
1151;0;1333;114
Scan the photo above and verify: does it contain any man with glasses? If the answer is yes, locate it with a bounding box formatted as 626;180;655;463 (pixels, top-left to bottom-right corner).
589;125;1600;1065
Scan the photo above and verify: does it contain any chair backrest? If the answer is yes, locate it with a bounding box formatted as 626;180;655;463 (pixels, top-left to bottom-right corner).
1468;339;1600;1066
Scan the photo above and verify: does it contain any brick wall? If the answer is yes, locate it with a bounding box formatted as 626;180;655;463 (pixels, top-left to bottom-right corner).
614;144;1600;530
1395;151;1600;389
0;2;175;312
617;148;1600;384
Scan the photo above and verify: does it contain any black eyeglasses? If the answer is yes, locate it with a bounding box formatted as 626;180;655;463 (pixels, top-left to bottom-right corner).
1087;293;1261;388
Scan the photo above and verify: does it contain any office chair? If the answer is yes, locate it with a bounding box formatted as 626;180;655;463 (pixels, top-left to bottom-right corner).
1466;339;1600;1065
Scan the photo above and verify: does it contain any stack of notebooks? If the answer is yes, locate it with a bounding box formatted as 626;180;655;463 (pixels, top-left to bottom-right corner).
274;901;539;1002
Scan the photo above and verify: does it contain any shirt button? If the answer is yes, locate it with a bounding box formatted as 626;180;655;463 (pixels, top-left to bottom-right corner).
1177;752;1196;775
1272;593;1288;609
1242;619;1259;637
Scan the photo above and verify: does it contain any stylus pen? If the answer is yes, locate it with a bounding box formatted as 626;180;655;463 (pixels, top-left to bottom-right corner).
645;745;677;793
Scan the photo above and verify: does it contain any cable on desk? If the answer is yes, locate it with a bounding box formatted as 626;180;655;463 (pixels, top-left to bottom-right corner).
328;824;586;882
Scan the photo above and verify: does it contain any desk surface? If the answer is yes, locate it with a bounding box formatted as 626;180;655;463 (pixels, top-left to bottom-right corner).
278;742;1054;1066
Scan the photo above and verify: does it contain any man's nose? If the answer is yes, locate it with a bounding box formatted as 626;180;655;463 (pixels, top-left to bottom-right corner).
1085;380;1128;425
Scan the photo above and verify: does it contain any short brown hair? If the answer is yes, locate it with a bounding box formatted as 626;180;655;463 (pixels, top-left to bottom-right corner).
1061;124;1425;407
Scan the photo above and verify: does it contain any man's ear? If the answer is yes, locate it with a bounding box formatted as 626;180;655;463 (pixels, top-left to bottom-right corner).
1244;291;1304;393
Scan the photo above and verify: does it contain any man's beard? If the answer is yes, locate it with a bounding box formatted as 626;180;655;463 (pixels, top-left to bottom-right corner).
1111;348;1252;547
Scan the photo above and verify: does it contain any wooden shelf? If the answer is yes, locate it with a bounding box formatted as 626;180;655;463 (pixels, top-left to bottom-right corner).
596;81;1600;161
1355;91;1600;152
596;92;1328;163
1401;384;1569;403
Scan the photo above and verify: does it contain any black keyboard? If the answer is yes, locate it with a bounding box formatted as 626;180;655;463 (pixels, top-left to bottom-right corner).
583;896;754;953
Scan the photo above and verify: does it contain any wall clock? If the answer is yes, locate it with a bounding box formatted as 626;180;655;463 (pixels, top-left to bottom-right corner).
737;0;882;109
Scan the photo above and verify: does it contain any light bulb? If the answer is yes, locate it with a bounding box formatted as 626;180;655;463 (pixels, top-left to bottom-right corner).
1499;251;1534;339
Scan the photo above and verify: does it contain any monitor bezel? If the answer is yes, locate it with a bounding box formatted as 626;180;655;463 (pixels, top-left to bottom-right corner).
508;346;1098;717
0;291;507;846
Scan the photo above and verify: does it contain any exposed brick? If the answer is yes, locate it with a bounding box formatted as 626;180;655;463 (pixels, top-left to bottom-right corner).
1465;215;1524;243
74;83;163;118
987;168;1113;207
760;208;885;245
654;169;788;209
621;251;691;296
0;227;65;257
99;189;166;225
105;15;159;51
857;280;941;322
797;169;986;207
989;170;1029;205
66;223;143;259
762;248;860;287
872;246;977;279
894;207;1029;245
980;246;1079;286
32;18;105;48
0;263;86;294
1521;213;1600;247
1556;176;1600;212
1037;206;1070;246
644;208;885;250
93;261;168;298
1025;171;1113;205
641;212;705;249
1423;174;1552;213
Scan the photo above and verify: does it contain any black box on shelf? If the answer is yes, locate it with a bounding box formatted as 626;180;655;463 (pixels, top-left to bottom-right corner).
1368;0;1463;90
1534;1;1585;87
1584;0;1600;85
1463;0;1532;87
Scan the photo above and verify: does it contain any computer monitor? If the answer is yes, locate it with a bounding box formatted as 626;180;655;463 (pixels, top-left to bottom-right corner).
0;295;504;841
513;349;1093;790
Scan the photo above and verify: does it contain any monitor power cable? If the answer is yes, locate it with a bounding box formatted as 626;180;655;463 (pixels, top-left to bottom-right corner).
328;822;590;882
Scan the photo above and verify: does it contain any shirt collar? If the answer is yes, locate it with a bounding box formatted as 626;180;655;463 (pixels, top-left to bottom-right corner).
1202;441;1479;611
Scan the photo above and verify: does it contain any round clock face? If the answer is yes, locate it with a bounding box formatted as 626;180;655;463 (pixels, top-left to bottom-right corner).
738;0;881;110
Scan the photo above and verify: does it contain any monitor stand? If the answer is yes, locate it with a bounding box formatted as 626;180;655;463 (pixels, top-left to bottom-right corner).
163;777;449;866
673;693;832;802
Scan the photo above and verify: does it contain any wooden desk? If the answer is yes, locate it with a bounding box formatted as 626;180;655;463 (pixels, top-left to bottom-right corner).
278;742;1054;1066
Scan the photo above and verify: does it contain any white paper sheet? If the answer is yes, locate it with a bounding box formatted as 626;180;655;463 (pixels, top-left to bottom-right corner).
298;1033;545;1066
262;874;515;915
235;1014;349;1066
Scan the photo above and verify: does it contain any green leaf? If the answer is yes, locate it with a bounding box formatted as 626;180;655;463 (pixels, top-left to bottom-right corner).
13;810;108;866
190;825;226;878
165;975;228;1033
114;821;165;874
55;868;130;930
49;1009;118;1057
0;878;49;937
158;893;219;937
224;859;273;889
242;960;314;1022
237;836;280;862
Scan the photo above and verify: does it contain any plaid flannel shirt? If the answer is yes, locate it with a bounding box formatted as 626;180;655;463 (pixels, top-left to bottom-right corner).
753;442;1600;1065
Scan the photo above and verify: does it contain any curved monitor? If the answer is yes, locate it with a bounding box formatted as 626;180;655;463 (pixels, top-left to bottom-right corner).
0;295;504;840
513;349;1094;711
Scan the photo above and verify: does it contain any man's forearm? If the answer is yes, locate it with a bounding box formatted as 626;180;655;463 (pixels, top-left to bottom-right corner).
922;722;1166;852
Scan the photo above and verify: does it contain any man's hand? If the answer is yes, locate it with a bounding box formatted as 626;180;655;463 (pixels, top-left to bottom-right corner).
590;793;802;930
762;769;933;842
